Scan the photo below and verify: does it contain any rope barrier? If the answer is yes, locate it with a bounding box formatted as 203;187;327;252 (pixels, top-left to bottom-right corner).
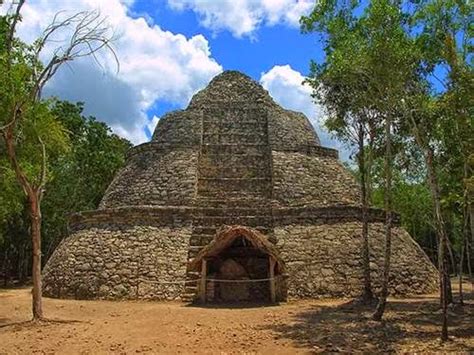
206;277;276;283
136;277;277;285
138;279;197;285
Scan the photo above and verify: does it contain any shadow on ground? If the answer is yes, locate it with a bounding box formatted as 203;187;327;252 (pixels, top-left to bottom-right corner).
0;318;83;330
260;291;474;353
187;301;279;309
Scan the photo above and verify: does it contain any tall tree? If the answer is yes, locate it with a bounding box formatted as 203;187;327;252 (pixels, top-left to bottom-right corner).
0;3;117;320
302;9;378;301
302;0;428;320
414;0;473;305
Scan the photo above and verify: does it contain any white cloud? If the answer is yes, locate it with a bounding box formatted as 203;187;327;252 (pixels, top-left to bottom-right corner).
6;0;222;144
167;0;314;38
145;115;160;138
260;65;346;156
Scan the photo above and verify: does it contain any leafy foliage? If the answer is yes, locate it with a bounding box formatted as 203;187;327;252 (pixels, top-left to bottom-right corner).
0;100;131;281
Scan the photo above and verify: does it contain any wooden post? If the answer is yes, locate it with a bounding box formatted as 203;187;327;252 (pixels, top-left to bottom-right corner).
200;259;207;303
269;256;276;303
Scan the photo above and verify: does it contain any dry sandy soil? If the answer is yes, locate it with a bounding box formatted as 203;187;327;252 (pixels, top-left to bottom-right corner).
1;283;473;354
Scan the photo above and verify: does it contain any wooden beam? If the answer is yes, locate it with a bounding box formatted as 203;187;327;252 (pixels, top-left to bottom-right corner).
269;256;276;303
200;259;207;303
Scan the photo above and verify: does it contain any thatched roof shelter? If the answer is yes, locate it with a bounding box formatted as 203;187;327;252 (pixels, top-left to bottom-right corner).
188;225;285;273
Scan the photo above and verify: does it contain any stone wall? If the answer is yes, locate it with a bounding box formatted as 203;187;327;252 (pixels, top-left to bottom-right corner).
275;222;438;298
43;206;436;300
151;110;201;144
267;107;321;149
272;151;361;207
43;71;439;302
100;147;198;209
43;220;193;300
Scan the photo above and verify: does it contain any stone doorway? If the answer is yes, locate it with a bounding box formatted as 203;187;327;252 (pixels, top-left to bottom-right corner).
189;226;284;304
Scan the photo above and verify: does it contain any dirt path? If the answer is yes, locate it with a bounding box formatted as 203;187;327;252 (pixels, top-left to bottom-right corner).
1;286;473;354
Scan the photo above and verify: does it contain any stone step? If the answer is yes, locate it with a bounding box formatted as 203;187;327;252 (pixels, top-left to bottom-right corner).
199;177;271;181
187;246;204;258
199;154;269;168
190;233;215;246
190;226;217;235
193;198;271;209
201;144;269;156
197;179;272;197
191;228;273;244
192;207;271;217
181;293;197;302
186;271;200;279
202;132;267;145
192;215;273;228
184;283;198;290
202;119;265;125
202;121;267;135
196;190;271;200
198;165;270;179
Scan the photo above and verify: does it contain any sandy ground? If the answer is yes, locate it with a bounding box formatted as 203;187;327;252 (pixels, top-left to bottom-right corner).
0;283;473;354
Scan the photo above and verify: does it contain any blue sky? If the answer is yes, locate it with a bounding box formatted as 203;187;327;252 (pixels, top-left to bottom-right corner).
127;0;327;138
6;0;451;161
130;1;324;77
11;0;345;154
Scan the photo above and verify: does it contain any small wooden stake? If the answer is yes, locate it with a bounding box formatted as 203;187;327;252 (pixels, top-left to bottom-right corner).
269;256;276;303
200;259;207;303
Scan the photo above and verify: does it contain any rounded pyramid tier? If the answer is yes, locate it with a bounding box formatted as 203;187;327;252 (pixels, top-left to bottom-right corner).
43;71;438;301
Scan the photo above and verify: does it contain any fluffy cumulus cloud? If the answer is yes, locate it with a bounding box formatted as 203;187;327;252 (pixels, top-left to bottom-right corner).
260;65;344;153
167;0;314;38
7;0;222;144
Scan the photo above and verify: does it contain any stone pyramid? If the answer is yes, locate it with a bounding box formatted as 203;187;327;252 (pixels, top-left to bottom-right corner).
43;71;438;302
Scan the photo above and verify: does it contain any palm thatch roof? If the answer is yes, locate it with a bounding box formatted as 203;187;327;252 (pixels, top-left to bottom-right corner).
188;225;285;273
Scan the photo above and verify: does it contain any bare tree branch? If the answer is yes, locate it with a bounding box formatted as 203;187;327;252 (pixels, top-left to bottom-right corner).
0;102;22;132
2;127;33;197
31;9;120;99
6;0;25;56
36;135;47;195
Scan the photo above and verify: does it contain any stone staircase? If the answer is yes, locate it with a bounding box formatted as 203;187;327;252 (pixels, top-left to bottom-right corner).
182;107;275;301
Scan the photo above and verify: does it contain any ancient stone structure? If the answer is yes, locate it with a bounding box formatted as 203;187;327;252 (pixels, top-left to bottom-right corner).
43;71;438;302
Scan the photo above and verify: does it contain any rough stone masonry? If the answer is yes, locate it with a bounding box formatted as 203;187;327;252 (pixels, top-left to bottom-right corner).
43;71;438;301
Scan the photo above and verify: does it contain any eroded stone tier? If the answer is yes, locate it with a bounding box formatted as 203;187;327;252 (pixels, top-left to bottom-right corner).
43;71;438;301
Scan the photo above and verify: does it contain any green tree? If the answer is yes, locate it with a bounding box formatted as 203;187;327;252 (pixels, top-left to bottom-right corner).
0;100;130;289
302;5;379;302
302;0;472;340
413;0;473;305
0;2;116;320
302;0;420;320
41;100;131;259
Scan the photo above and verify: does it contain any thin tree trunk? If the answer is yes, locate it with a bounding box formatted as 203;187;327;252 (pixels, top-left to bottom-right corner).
3;128;44;321
29;195;43;320
448;239;456;275
425;148;449;341
460;160;472;303
466;233;473;292
444;236;454;304
358;123;373;302
2;249;9;287
406;108;450;341
445;256;453;304
459;229;465;305
373;114;392;321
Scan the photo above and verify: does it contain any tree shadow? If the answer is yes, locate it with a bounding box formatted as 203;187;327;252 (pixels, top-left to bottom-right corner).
259;294;474;353
0;318;83;330
187;301;279;309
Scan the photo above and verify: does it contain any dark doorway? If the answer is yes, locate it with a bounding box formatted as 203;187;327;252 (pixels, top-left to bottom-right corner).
205;235;271;303
191;225;285;304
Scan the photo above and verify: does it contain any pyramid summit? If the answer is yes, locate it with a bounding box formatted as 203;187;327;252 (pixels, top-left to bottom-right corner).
43;70;438;302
